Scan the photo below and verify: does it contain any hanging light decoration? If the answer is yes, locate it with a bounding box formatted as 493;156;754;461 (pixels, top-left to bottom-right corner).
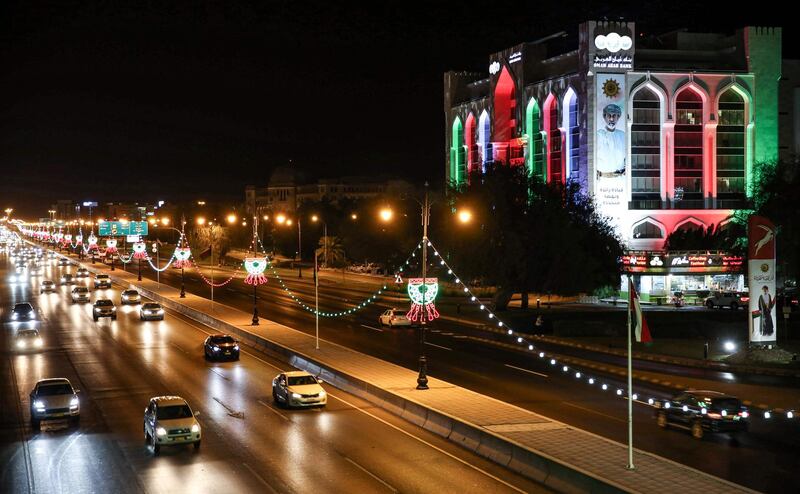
63;233;72;247
75;234;83;246
173;246;191;268
407;277;440;322
243;257;269;285
87;233;99;251
105;238;118;254
132;242;148;259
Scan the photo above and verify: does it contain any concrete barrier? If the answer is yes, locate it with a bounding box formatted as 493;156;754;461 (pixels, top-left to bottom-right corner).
69;252;630;493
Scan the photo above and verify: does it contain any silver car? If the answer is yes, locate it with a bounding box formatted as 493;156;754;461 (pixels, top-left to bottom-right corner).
93;299;117;321
121;289;141;305
272;371;327;408
71;286;90;303
29;378;80;428
143;396;201;455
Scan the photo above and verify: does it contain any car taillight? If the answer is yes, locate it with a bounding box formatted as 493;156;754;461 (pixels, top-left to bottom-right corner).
740;297;749;302
740;411;749;418
391;316;396;320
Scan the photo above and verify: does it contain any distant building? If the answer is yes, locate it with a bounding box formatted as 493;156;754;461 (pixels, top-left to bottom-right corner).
246;166;414;216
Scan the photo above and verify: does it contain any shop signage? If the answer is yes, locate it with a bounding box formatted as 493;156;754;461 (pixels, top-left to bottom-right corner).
489;61;500;75
622;251;745;274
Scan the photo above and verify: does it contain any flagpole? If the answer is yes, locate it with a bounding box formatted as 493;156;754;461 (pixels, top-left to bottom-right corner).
627;275;634;470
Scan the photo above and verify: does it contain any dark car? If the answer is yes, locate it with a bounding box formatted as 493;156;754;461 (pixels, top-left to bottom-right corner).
59;273;75;285
203;335;240;361
777;287;799;313
655;390;749;439
11;302;36;321
92;299;117;321
140;303;164;321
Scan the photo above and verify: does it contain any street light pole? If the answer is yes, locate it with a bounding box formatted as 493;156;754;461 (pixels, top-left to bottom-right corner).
315;250;320;350
210;224;215;310
417;183;430;390
180;216;186;298
252;215;259;325
297;218;302;278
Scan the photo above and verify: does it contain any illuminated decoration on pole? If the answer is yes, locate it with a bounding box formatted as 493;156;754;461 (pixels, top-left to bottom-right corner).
173;247;191;268
395;273;403;284
244;258;268;286
132;242;148;259
105;238;118;254
407;278;440;322
75;234;83;246
87;234;99;250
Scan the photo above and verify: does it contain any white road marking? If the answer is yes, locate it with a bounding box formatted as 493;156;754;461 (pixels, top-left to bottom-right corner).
424;342;452;351
257;399;290;422
344;456;398;493
562;402;626;423
360;324;384;332
242;462;279;494
504;364;548;378
328;393;528;494
170;342;187;354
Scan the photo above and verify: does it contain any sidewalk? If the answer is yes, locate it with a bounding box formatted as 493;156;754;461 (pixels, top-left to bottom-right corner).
60;248;754;494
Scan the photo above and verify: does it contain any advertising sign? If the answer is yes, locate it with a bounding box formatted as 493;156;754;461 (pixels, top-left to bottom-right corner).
748;216;776;344
594;73;627;228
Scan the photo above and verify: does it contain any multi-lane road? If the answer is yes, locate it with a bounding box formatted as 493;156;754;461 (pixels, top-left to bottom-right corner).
0;248;545;493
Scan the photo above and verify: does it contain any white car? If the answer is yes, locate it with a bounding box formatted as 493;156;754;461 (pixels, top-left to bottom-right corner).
272;371;327;408
379;308;412;327
705;292;749;310
143;396;201;455
140;303;165;321
94;274;112;289
121;289;141;305
15;329;43;351
29;378;80;428
40;280;56;293
71;286;90;303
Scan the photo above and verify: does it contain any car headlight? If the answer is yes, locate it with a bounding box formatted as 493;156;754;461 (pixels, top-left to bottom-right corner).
28;310;34;317
318;390;326;397
212;346;220;352
111;307;116;312
156;309;164;315
156;427;167;436
70;396;79;408
16;340;25;348
93;308;100;313
12;313;18;319
35;338;43;347
291;393;301;399
191;424;200;433
33;400;45;410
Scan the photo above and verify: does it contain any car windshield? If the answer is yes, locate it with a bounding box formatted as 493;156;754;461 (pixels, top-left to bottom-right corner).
143;303;161;309
18;330;39;338
123;290;138;295
157;405;193;420
13;304;33;312
74;288;88;293
97;275;109;279
96;300;113;306
210;336;235;344
38;384;73;396
288;375;318;386
393;311;407;316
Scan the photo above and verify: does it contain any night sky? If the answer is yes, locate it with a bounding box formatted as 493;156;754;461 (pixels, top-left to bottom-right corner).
0;1;792;217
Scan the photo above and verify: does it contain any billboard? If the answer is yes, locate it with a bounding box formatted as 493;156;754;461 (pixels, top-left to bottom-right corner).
594;73;627;227
747;216;776;344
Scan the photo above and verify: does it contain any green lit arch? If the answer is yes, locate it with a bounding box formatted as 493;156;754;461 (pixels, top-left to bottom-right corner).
450;117;466;186
525;98;545;178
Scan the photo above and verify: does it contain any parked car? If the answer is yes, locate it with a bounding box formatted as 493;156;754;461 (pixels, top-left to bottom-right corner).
655;390;749;439
140;303;165;321
777;287;799;312
704;291;748;310
92;299;117;321
272;371;327;408
378;308;412;327
203;334;240;361
29;378;80;429
143;396;201;455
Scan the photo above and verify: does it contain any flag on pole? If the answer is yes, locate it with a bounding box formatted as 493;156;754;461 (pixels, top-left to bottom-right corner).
629;279;652;343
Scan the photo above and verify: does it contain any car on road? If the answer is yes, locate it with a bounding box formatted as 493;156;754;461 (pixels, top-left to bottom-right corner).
71;286;90;303
777;287;799;312
143;396;201;455
655;390;749;439
40;280;56;294
10;302;36;321
28;264;42;276
705;291;748;310
92;299;117;321
15;329;43;351
58;258;69;266
378;308;412;327
272;371;327;408
203;334;240;361
76;267;90;278
60;273;75;285
121;289;141;305
140;303;164;321
94;274;112;289
29;378;80;429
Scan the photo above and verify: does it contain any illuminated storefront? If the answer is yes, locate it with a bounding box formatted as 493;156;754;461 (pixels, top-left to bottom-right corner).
621;251;745;301
444;21;781;249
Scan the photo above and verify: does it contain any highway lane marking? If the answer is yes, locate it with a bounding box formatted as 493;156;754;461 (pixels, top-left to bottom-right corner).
344;456;397;493
504;364;548;378
562;402;626;423
170;342;187;354
327;393;527;494
424;342;452;351
257;399;290;422
242;462;280;494
360;324;384;332
210;368;230;381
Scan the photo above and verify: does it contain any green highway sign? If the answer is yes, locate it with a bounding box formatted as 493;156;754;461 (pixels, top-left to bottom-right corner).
98;221;149;236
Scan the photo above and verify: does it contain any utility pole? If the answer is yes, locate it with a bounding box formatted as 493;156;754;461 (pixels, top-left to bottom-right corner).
252;215;259;325
417;182;430;390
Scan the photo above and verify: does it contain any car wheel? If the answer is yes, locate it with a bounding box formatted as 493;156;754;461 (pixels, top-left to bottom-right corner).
706;300;714;309
272;389;280;406
193;441;201;451
657;412;668;429
730;302;738;310
152;435;160;455
111;316;117;321
144;424;150;443
691;421;704;440
31;416;40;430
93;316;98;322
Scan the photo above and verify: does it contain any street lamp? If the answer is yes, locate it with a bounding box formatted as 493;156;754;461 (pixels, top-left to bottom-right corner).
311;214;328;268
457;209;473;224
379;207;393;222
226;214;237;225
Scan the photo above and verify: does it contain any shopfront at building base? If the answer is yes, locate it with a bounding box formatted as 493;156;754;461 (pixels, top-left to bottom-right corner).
621;251;745;303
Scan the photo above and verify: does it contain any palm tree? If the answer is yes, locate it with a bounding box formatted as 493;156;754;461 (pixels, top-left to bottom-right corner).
316;236;345;268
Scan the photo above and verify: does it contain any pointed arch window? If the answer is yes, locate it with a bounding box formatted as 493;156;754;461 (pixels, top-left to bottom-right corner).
450;117;465;186
631;88;662;201
525;99;544;178
546;97;562;183
674;90;704;199
716;90;746;197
